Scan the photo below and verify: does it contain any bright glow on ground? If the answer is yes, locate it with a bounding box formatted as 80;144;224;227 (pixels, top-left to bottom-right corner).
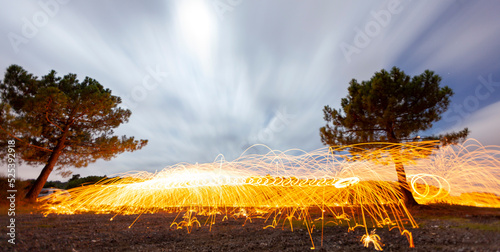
41;139;500;250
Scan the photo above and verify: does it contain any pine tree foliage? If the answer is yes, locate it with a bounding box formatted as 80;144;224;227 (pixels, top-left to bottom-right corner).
0;65;147;201
320;67;469;206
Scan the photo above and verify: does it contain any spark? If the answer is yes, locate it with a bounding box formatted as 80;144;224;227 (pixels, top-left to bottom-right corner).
41;139;500;250
361;230;383;251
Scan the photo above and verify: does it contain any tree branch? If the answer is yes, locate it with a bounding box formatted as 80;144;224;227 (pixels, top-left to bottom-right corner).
343;128;386;133
45;98;64;132
0;124;53;152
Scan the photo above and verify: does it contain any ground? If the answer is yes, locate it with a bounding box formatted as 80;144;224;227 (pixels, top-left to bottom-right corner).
2;204;500;251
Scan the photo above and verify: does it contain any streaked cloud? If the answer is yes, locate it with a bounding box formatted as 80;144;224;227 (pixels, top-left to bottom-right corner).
1;0;499;181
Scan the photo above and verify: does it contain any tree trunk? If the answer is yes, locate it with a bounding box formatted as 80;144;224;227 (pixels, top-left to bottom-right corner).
386;127;419;208
395;160;419;207
25;126;69;202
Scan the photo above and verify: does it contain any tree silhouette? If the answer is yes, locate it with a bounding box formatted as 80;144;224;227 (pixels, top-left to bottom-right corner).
320;67;469;207
0;65;147;202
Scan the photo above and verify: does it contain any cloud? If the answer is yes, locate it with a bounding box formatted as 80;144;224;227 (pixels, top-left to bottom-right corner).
1;0;499;181
461;100;500;146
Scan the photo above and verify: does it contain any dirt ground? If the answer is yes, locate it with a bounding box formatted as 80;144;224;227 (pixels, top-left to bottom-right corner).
2;205;500;252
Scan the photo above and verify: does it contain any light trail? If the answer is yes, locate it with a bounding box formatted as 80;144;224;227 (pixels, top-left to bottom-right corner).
361;230;383;251
41;139;500;250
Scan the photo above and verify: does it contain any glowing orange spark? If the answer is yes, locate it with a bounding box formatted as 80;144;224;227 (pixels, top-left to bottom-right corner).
40;139;500;250
361;229;383;251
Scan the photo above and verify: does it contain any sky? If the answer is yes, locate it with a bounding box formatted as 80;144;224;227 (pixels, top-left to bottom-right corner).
1;0;500;181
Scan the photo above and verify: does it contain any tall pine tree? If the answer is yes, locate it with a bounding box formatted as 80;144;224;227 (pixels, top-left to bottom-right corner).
320;67;469;207
0;65;148;202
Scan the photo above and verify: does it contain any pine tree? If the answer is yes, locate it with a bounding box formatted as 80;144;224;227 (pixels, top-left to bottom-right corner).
320;67;469;207
0;65;148;202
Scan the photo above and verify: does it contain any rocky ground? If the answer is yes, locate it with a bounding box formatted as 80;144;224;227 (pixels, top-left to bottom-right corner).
2;205;500;252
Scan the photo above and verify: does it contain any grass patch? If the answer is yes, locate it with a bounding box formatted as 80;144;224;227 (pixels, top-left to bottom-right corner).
412;203;500;219
454;220;500;232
